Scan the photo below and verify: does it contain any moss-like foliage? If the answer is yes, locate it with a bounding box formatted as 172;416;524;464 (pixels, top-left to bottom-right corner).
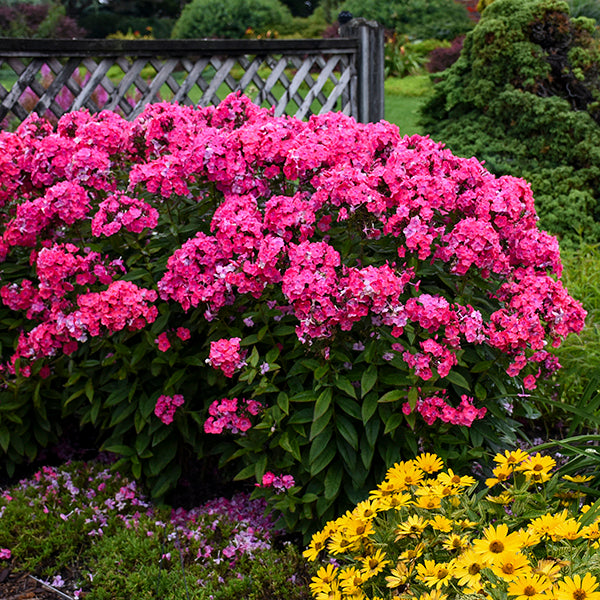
421;0;600;246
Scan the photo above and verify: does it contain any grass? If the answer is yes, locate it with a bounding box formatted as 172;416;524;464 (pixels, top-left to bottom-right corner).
384;74;434;136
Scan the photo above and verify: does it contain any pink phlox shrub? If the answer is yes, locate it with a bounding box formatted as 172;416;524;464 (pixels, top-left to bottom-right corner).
154;393;185;425
0;93;587;426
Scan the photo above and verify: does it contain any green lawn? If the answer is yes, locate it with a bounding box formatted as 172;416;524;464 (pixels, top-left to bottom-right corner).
383;74;434;136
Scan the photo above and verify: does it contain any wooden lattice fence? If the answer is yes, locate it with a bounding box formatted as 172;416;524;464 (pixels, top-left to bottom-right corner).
0;19;384;126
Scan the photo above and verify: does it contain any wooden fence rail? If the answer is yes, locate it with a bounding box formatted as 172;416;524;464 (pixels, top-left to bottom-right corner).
0;19;384;127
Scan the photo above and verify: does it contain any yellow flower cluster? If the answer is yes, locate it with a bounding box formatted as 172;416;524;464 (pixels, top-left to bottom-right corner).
304;450;600;600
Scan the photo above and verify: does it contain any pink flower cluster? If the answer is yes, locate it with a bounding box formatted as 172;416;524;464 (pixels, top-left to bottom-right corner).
154;394;185;425
0;93;586;423
206;337;246;378
256;471;295;492
204;397;262;434
403;394;487;427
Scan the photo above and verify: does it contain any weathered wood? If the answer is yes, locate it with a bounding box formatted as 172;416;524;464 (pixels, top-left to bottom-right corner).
0;21;384;126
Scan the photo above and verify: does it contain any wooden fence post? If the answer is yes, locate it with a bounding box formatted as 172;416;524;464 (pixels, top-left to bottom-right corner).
340;17;385;123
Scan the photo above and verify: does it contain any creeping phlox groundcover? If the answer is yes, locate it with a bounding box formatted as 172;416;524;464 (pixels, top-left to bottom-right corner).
305;450;600;600
0;93;586;530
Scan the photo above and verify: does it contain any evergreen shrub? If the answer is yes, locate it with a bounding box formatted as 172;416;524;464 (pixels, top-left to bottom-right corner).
171;0;293;39
420;0;600;246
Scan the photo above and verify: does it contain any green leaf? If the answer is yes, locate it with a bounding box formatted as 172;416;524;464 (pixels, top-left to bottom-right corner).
279;432;302;461
151;465;181;498
361;391;379;423
471;360;494;373
444;370;471;391
361;365;377;398
384;413;404;434
324;464;343;500
335;375;357;399
254;454;267;480
234;463;257;481
84;378;94;402
310;407;333;440
361;439;375;470
313;388;333;422
0;427;9;453
314;363;330;380
310;442;336;476
309;428;333;464
148;437;178;476
277;392;289;415
335;414;359;450
378;389;404;404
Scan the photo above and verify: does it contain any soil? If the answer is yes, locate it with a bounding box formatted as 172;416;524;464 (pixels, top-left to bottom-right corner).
0;567;80;600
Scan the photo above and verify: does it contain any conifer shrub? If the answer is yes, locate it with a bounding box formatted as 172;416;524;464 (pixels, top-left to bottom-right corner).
420;0;600;246
171;0;293;39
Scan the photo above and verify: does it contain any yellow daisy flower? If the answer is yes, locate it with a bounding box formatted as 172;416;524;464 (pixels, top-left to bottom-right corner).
369;480;398;500
554;573;600;600
490;551;532;581
385;562;412;589
454;549;486;589
338;566;368;594
516;453;556;483
416;559;455;589
552;518;582;541
327;528;359;555
417;591;448;600
395;515;428;540
436;469;476;489
563;474;594;484
360;548;390;579
472;523;525;563
304;528;330;561
507;573;552;600
352;499;383;521
386;461;424;489
494;448;529;468
429;515;453;533
399;542;425;563
310;563;339;595
378;492;412;511
533;559;567;583
581;522;600;541
414;452;445;474
529;511;569;538
414;494;442;510
486;463;514;488
442;533;470;553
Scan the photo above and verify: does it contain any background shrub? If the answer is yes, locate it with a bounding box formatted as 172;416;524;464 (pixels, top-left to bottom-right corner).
337;0;474;40
0;2;86;38
171;0;293;39
420;0;600;247
426;34;465;72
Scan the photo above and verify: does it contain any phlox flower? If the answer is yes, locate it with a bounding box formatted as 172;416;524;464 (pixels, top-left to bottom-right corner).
0;548;10;560
154;394;185;425
206;337;246;378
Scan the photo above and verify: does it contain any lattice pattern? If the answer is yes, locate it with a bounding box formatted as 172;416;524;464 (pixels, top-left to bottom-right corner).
0;51;357;126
